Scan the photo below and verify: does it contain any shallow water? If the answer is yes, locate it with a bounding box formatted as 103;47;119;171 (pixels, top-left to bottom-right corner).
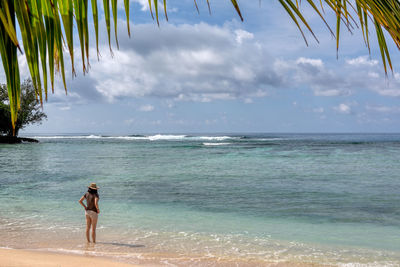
1;133;400;266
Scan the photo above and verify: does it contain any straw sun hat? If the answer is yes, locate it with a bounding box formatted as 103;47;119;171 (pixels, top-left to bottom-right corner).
88;183;100;190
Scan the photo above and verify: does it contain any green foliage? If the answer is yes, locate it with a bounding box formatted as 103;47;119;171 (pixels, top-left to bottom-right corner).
0;79;47;136
0;0;400;134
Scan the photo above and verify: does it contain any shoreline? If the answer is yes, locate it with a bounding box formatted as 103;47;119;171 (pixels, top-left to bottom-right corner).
0;216;398;266
0;247;332;267
0;248;140;267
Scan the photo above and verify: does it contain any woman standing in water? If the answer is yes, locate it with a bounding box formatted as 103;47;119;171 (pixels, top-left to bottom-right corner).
79;183;100;243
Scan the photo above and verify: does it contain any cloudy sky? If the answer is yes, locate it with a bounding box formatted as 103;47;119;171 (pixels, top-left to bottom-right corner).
6;0;400;134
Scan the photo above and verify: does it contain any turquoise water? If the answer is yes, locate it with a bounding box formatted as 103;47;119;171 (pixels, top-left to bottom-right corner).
1;133;400;265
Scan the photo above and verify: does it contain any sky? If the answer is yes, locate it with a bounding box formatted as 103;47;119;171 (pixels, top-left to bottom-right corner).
4;0;400;134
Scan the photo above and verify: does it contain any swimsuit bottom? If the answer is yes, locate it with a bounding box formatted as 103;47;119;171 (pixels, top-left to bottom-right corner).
85;210;98;220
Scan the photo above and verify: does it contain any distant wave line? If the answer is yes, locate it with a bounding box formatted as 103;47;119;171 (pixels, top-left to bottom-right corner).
31;135;286;142
33;134;236;141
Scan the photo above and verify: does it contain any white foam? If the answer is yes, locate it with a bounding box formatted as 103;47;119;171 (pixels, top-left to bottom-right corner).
197;136;232;141
203;143;231;146
32;134;240;142
148;134;187;141
86;135;102;139
37;248;125;257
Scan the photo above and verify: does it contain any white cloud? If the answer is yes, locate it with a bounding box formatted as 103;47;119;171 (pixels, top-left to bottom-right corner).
138;104;155;112
346;56;378;67
181;49;223;65
290;57;352;97
334;103;351;114
131;0;149;11
296;57;324;68
80;23;278;103
233;66;255;81
314;89;348;97
281;56;400;99
10;21;398;112
235;29;254;44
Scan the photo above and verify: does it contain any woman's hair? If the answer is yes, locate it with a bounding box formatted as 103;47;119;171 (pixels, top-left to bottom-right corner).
88;188;99;198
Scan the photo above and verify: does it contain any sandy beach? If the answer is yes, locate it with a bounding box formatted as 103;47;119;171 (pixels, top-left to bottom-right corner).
0;248;139;267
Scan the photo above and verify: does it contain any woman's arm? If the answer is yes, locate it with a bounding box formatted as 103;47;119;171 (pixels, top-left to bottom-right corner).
95;197;100;214
78;196;87;210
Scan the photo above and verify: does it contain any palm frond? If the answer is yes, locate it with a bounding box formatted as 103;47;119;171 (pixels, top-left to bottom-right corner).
0;0;19;135
1;0;400;135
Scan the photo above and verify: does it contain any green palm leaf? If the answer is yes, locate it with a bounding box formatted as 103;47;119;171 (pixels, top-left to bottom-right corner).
0;0;19;135
111;0;119;48
59;0;75;76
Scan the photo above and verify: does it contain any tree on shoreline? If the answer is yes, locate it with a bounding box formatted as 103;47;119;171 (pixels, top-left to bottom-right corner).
0;1;400;134
0;79;47;137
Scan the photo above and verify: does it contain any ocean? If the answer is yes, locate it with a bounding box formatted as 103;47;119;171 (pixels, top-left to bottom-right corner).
0;133;399;266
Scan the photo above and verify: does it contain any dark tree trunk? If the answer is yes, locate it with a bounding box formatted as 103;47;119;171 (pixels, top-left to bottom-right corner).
0;136;39;144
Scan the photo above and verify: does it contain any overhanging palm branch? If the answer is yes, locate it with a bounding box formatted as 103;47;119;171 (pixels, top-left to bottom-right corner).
0;0;399;135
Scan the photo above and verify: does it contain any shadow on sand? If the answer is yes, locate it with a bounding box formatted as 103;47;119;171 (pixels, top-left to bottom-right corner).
98;242;145;248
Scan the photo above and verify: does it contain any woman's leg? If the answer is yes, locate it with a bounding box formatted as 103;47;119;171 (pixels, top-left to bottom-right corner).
91;216;98;243
86;215;92;242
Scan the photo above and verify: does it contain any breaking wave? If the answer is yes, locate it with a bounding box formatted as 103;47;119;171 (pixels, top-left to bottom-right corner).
32;134;241;141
